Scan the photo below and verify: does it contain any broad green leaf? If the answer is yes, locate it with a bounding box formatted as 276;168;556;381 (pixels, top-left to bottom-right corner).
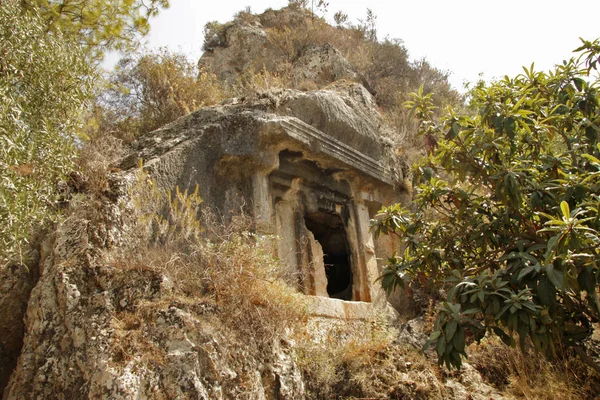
518;264;536;281
560;201;570;220
452;327;466;352
582;153;600;164
547;265;564;290
436;335;447;357
537;276;556;306
445;320;458;341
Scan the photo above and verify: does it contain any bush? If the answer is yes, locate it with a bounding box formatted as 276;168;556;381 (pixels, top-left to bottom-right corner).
470;337;599;399
96;48;226;143
372;40;600;370
117;165;308;346
0;1;93;266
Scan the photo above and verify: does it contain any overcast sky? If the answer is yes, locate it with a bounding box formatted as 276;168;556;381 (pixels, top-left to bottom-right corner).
111;0;600;91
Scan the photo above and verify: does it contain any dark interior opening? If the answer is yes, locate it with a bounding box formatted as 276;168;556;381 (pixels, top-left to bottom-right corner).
304;211;353;300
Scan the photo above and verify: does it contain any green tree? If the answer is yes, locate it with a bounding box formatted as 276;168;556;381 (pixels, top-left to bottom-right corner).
0;0;94;265
372;40;600;370
21;0;170;60
96;48;225;143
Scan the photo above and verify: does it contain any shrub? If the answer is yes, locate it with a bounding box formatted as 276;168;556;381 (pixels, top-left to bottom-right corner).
470;337;599;399
21;0;169;61
297;319;447;399
97;48;226;143
0;1;93;266
118;165;308;347
372;40;600;371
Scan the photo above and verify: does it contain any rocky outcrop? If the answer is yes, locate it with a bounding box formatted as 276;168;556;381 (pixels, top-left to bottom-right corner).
122;83;404;206
291;44;375;94
2;177;306;399
198;7;370;92
119;84;409;309
200;22;268;83
2;84;400;399
2;82;497;400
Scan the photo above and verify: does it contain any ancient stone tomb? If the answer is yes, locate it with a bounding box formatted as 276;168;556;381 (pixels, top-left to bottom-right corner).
125;84;408;308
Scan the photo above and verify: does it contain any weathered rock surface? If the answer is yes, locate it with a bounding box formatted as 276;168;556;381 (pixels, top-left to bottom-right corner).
119;84;408;309
200;22;268;83
0;264;34;397
122;83;405;213
198;7;369;92
395;317;504;400
291;44;375;94
2;180;306;399
3;83;498;400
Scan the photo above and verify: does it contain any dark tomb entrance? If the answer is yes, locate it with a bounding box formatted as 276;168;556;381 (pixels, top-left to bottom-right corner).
304;211;353;300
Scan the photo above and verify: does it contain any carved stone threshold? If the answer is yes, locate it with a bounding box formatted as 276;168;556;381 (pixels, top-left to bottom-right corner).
305;296;398;321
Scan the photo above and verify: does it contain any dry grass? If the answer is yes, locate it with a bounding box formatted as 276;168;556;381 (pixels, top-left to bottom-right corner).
230;65;293;97
470;336;600;400
76;133;126;197
74;132;600;400
99;166;453;398
250;6;461;163
105;169;309;369
296;317;447;399
111;310;168;368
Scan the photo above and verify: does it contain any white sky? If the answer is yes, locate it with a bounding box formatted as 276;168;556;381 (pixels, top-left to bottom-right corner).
110;0;600;91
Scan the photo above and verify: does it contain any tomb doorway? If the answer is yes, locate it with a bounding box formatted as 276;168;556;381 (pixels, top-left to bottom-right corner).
304;211;353;300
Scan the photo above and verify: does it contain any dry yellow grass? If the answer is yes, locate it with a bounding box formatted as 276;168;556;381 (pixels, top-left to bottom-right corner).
470;337;600;400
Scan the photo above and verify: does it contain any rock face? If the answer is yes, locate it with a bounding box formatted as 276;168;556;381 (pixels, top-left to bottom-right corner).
2;81;505;399
291;44;375;94
2;179;306;399
200;22;269;83
0;264;34;397
198;7;372;92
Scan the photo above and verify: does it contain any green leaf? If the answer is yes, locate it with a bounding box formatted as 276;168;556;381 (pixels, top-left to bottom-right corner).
577;267;596;294
445;321;458;341
582;153;600;164
491;326;513;346
547;265;564;290
448;121;460;139
504;117;516;137
560;201;570;220
544;235;560;262
573;77;586;91
436;335;447;357
452;327;466;353
518;264;536;281
537;276;556;306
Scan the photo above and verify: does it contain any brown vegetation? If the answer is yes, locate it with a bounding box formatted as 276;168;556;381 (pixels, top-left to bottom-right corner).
93;49;226;143
470;337;600;399
96;5;460;147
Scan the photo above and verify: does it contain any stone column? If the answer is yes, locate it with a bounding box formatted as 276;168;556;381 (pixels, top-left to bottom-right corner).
354;199;386;305
345;202;370;302
252;172;272;233
275;201;299;287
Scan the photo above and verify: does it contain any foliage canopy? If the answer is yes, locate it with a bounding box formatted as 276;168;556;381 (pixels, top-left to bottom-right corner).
0;1;94;265
372;39;600;369
21;0;170;60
